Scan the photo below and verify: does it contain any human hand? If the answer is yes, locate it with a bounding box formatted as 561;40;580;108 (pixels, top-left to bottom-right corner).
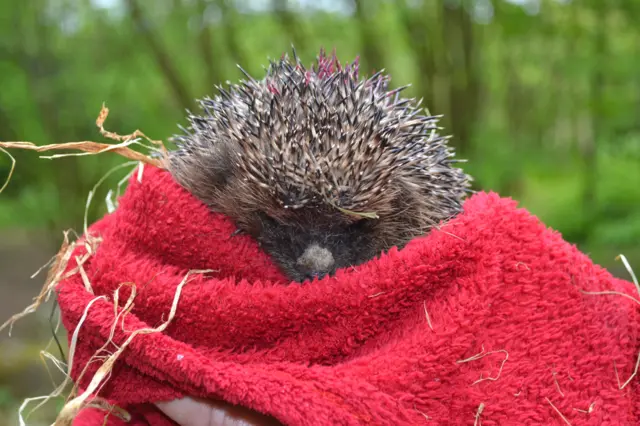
156;397;281;426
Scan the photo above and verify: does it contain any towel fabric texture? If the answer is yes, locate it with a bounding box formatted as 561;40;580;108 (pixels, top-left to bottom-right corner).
58;166;639;425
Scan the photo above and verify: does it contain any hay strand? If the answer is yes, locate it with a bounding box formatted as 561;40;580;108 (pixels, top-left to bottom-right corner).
413;404;430;420
551;371;564;397
53;269;211;425
17;296;106;426
0;146;16;194
0;140;163;167
83;160;137;234
545;397;571;425
457;345;510;386
473;403;484;426
96;104;166;154
580;254;640;390
573;402;596;414
25;351;69;418
0;104;168;171
0;231;77;336
580;290;640;306
617;254;639;295
0;109;173;423
614;351;640;390
423;300;433;331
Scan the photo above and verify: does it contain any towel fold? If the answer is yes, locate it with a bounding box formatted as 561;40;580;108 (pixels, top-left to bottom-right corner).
58;166;639;425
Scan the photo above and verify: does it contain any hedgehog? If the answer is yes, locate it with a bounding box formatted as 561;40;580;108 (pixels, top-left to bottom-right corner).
168;48;472;283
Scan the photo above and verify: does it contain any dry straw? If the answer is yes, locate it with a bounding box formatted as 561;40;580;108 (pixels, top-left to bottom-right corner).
2;104;639;424
0;105;193;425
580;254;640;391
0;104;168;173
53;269;211;425
0;103;168;336
456;344;510;386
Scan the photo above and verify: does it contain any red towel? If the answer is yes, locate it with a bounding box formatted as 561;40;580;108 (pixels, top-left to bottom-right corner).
57;165;639;425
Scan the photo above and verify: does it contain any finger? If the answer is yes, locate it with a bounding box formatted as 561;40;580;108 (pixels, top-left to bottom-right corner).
155;397;281;426
156;397;215;426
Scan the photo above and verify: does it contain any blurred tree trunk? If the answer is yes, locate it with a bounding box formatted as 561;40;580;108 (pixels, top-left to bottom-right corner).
500;49;525;196
0;108;17;142
216;0;248;69
441;0;480;155
0;107;21;197
582;1;606;233
394;0;437;113
352;0;385;73
272;0;307;52
196;0;223;90
15;1;85;235
125;0;194;111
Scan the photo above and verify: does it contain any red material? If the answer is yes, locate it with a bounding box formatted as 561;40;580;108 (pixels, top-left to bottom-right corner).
58;166;639;425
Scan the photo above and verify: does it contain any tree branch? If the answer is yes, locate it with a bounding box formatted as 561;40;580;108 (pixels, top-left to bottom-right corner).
271;0;307;51
216;0;248;70
441;0;480;154
394;0;437;112
125;0;194;111
196;0;223;90
352;0;385;73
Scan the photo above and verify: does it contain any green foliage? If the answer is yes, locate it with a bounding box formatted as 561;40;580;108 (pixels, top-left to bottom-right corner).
0;0;638;421
0;0;638;269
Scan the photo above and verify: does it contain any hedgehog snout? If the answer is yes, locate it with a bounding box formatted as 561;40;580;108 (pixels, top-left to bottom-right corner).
296;243;335;280
255;215;380;283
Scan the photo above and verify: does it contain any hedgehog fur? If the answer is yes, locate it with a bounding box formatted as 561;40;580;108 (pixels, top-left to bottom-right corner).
168;48;472;283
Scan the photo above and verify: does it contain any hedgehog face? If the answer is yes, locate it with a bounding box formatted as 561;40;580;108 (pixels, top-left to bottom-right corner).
168;48;471;283
250;209;380;282
167;161;426;283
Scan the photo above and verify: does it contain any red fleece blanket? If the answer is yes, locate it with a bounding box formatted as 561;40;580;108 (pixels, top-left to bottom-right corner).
58;166;639;425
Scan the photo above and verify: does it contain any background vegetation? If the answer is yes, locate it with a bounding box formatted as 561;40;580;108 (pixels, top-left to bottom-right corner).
0;0;638;424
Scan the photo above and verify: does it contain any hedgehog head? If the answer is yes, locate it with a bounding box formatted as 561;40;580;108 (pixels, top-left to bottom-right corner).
168;48;471;283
